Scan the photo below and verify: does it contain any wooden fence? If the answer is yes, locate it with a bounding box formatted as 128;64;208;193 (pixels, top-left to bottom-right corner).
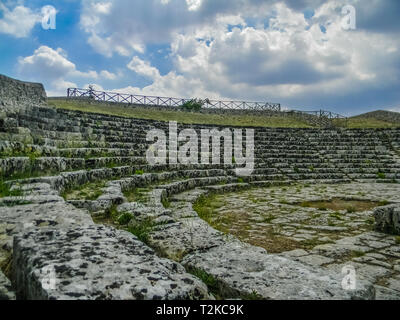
66;87;347;127
67;88;282;112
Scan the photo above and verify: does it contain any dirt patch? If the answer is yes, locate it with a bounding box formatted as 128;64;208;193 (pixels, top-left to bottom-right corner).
295;198;385;212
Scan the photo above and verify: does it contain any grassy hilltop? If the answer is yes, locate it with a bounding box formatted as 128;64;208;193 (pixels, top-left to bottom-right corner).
49;98;400;129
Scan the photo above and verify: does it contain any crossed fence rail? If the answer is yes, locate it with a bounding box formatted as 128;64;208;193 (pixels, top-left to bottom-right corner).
67;88;282;112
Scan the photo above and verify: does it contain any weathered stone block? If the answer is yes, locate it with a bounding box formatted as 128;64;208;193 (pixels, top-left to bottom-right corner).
374;204;400;235
0;74;46;112
12;225;211;300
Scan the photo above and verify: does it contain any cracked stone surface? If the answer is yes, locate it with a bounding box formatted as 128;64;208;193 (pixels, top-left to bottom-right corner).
148;218;232;261
1;182;213;300
0;201;94;264
12;225;211;300
182;241;374;300
197;183;400;299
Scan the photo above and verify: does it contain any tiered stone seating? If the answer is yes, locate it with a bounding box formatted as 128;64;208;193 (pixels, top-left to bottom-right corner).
2;100;400;300
2;106;400;184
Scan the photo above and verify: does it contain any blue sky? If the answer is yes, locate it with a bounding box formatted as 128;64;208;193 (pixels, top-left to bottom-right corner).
0;0;399;116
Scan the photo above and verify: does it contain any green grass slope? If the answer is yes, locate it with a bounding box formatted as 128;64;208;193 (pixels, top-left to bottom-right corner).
48;98;311;128
347;110;400;128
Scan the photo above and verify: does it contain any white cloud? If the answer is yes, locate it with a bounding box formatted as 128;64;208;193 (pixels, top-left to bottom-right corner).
100;70;117;80
17;46;117;96
186;0;203;11
0;4;40;38
127;56;160;79
48;79;78;97
93;2;113;14
388;106;400;113
18;46;77;80
18;46;98;80
79;0;274;57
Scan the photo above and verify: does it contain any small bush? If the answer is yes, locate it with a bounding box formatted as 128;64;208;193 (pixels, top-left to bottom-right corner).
347;206;356;213
366;217;375;225
180;99;204;112
135;169;144;175
330;212;344;220
378;200;389;206
117;212;133;225
0;180;23;198
377;172;386;179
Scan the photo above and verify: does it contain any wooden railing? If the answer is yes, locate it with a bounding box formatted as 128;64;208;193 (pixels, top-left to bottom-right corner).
67;88;281;112
66;88;347;127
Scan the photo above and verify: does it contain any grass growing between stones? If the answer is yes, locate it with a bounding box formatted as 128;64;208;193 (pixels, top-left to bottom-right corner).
0;148;42;159
188;268;221;298
127;218;155;245
193;193;307;253
188;267;263;300
0;179;23;198
61;180;106;200
123;187;150;203
162;197;171;208
49;99;312;128
193;183;399;255
91;204;153;244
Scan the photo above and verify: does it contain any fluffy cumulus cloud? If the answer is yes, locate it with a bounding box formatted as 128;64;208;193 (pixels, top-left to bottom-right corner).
79;0;333;58
127;56;160;80
79;0;400;114
0;3;40;38
17;46;116;96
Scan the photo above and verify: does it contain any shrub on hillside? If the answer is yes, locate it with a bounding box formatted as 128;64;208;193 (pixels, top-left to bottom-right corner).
180;99;204;112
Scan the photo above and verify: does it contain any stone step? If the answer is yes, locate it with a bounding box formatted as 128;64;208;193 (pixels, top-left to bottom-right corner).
12;223;211;299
